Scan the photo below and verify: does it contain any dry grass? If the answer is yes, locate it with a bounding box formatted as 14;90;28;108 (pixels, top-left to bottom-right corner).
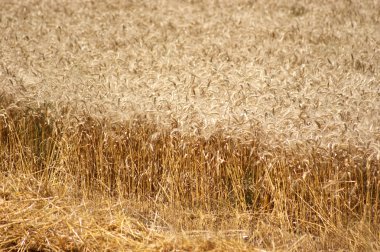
1;93;379;251
1;0;379;251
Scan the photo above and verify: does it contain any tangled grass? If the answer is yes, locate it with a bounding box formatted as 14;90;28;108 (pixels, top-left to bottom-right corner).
0;0;379;251
1;93;379;251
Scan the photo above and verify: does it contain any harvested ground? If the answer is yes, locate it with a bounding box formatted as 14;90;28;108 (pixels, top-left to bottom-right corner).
0;0;379;251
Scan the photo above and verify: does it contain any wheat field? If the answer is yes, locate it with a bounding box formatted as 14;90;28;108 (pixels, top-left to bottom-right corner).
0;0;379;251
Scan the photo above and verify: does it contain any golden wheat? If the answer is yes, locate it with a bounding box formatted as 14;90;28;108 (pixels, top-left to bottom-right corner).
0;0;379;251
